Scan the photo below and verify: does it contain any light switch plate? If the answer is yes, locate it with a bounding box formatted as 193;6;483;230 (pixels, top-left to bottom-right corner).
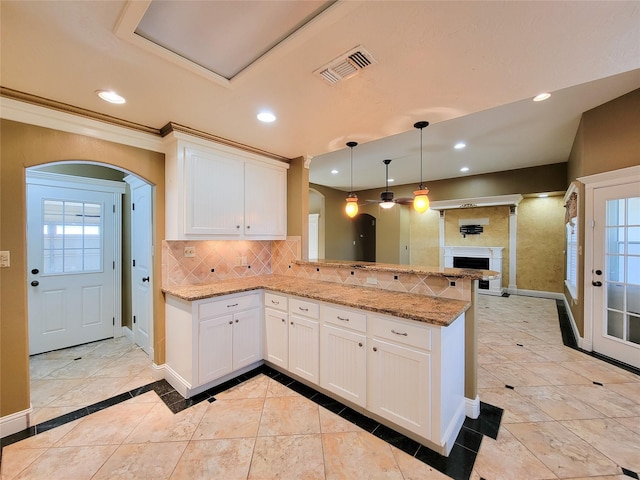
0;251;10;268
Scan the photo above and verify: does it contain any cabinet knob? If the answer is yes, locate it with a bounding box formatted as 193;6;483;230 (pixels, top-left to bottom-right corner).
228;321;233;325
290;321;294;325
246;225;251;229
373;346;377;352
235;319;239;323
281;318;285;323
236;225;240;229
358;342;363;347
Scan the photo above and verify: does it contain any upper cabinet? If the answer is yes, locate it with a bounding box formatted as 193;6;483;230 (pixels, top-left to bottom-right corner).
165;133;289;240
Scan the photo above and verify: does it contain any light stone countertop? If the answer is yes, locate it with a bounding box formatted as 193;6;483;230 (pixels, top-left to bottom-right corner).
162;274;470;327
296;259;499;280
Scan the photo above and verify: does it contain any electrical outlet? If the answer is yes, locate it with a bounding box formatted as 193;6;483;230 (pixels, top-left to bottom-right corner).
0;251;9;268
184;246;196;258
241;256;248;266
366;277;378;285
235;256;243;266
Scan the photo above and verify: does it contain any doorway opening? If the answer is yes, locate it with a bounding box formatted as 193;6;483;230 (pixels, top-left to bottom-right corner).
355;213;376;262
26;162;155;424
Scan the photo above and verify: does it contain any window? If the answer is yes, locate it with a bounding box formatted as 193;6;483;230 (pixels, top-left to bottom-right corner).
43;200;103;274
564;186;579;299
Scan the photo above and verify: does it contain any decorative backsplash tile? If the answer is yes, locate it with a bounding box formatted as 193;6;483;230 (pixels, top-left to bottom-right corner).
163;237;471;300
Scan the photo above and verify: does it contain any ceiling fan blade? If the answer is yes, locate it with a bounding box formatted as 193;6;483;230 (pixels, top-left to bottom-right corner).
395;197;414;205
364;199;382;204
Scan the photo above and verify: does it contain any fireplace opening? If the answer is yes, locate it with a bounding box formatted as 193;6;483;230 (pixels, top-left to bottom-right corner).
454;256;490;289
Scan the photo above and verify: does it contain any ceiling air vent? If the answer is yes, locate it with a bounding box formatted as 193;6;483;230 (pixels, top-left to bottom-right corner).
314;46;376;85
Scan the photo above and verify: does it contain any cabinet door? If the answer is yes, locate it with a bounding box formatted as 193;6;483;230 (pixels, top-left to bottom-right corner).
184;149;244;236
289;314;319;384
320;324;366;407
199;314;234;384
368;338;431;438
244;162;286;237
265;308;289;369
233;308;262;370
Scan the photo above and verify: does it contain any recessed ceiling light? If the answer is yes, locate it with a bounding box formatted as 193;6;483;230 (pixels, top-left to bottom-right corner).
331;169;338;174
257;111;276;123
538;193;549;198
533;93;551;102
97;90;125;104
460;167;469;172
454;142;466;150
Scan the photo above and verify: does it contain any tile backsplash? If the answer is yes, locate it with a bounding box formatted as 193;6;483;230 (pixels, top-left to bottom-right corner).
163;237;470;300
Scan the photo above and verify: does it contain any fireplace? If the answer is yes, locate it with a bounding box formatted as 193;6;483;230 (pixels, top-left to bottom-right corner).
444;246;503;295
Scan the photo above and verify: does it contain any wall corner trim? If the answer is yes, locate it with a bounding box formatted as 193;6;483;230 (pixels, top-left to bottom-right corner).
0;405;33;439
465;396;480;419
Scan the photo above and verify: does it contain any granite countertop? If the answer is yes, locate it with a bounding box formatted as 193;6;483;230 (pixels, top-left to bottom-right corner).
295;259;499;280
162;275;470;327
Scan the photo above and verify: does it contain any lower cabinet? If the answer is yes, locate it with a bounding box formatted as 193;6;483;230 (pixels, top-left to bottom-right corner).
367;336;431;437
320;305;367;407
165;291;262;396
264;307;288;369
288;298;320;384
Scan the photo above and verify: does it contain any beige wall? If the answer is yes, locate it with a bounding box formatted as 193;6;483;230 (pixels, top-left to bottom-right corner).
567;88;640;335
445;206;511;287
409;208;441;267
517;197;565;293
0;119;165;418
286;157;309;260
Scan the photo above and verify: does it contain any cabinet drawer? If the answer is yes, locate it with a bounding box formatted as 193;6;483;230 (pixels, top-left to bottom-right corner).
370;315;432;350
289;297;319;319
321;305;366;333
198;293;261;320
265;292;288;311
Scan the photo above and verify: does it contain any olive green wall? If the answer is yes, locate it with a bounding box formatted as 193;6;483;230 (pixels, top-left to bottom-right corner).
0;119;165;419
566;88;640;335
309;183;356;260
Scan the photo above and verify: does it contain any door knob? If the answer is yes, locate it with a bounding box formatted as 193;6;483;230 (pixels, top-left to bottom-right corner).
142;276;150;282
31;280;39;287
592;281;602;287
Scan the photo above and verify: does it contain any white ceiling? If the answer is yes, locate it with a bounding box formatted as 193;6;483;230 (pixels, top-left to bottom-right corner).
1;1;639;191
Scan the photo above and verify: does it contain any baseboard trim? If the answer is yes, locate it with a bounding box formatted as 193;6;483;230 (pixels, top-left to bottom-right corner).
151;363;166;381
465;395;480;419
122;326;134;343
0;405;33;439
508;289;564;300
562;296;584;349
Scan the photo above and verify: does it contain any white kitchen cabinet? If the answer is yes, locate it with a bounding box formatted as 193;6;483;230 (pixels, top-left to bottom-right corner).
320;305;367;407
368;335;431;437
244;162;286;237
164;134;288;240
288;298;320;385
165;291;263;397
264;307;289;369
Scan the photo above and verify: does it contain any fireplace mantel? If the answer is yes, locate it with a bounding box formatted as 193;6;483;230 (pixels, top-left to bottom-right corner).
444;246;504;296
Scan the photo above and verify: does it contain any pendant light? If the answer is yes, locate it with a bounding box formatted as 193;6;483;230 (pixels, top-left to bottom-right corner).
344;141;359;218
413;121;430;213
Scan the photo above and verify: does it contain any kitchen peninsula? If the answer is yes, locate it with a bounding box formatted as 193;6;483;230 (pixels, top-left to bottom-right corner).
162;263;496;456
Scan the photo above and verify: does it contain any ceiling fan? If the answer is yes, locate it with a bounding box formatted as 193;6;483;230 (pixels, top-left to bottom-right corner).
365;159;413;208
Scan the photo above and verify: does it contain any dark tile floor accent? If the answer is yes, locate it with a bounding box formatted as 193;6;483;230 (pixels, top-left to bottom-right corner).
556;299;640;377
1;364;503;480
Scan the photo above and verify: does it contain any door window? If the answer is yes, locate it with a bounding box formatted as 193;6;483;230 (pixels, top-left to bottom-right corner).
604;196;640;345
42;199;103;274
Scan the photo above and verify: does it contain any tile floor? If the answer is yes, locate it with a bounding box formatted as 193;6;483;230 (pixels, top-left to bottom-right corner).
1;294;639;479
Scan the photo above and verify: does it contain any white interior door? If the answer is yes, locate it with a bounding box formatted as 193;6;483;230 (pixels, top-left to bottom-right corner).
128;176;153;355
592;182;640;368
27;172;123;355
